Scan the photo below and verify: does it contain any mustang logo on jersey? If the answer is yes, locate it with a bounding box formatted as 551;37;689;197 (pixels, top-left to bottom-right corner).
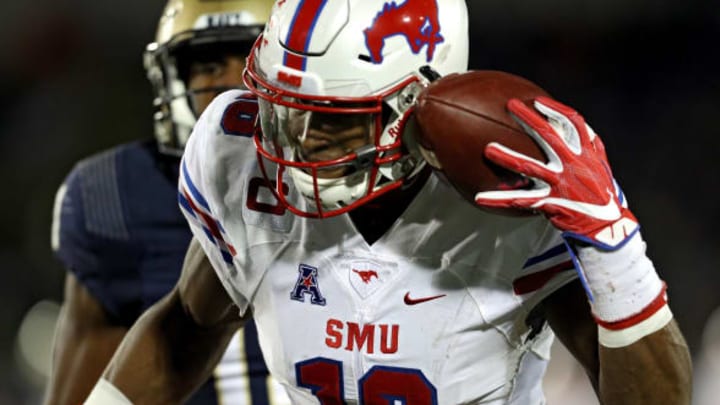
363;0;444;64
290;263;326;305
348;258;395;298
352;269;379;284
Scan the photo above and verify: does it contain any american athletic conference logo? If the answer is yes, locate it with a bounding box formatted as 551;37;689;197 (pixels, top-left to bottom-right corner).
363;0;444;64
290;264;327;306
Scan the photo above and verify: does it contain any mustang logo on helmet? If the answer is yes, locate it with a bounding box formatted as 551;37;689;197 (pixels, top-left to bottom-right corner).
363;0;444;64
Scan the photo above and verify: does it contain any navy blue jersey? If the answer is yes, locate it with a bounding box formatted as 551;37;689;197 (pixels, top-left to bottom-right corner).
53;140;284;404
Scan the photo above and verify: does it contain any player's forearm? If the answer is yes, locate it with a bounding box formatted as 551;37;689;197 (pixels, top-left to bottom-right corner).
571;234;692;403
598;319;691;404
43;311;126;405
44;273;129;405
100;288;240;404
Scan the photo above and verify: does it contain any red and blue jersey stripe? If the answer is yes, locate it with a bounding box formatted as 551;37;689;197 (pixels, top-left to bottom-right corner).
178;161;236;265
513;243;574;295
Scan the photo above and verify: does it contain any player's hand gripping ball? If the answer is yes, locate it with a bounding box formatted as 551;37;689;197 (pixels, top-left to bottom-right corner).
413;70;549;215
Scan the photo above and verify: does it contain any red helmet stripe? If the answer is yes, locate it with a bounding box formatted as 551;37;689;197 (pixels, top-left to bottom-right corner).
283;0;329;71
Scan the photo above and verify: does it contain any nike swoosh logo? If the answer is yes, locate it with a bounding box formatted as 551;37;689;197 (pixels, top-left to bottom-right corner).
531;191;621;221
403;292;446;305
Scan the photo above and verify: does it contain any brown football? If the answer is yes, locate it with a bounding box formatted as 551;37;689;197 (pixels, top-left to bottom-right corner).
413;70;550;215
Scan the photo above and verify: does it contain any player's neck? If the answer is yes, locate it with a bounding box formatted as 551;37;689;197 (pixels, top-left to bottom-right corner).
348;166;431;245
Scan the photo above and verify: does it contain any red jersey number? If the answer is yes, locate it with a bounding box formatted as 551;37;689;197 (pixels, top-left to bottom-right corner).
296;358;438;404
220;96;258;137
246;177;289;216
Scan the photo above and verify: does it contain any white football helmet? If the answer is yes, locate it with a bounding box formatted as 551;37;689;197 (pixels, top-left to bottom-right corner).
244;0;469;218
144;0;273;156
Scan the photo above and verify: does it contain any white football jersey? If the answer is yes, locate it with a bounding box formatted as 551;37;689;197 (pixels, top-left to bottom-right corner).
179;90;577;405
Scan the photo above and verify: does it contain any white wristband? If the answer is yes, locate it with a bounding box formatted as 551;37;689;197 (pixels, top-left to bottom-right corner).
574;232;664;323
84;378;133;405
598;303;673;348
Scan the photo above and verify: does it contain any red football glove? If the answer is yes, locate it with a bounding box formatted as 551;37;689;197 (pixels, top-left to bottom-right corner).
474;96;639;250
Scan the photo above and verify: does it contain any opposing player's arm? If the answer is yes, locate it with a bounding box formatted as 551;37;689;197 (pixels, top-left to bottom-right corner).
543;279;691;404
43;273;128;405
88;237;246;404
89;89;260;403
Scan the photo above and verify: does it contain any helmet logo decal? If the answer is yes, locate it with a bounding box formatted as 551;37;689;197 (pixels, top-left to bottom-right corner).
283;0;329;71
364;0;444;64
277;71;303;87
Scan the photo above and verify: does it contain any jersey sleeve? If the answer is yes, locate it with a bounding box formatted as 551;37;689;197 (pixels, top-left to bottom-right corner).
51;151;144;326
510;224;578;360
178;90;258;314
513;224;577;306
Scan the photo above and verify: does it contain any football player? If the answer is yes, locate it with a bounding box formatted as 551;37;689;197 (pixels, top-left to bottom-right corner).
85;0;692;404
45;1;289;405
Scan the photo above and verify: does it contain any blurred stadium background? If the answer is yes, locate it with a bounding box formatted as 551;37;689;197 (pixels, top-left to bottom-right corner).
0;0;717;403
